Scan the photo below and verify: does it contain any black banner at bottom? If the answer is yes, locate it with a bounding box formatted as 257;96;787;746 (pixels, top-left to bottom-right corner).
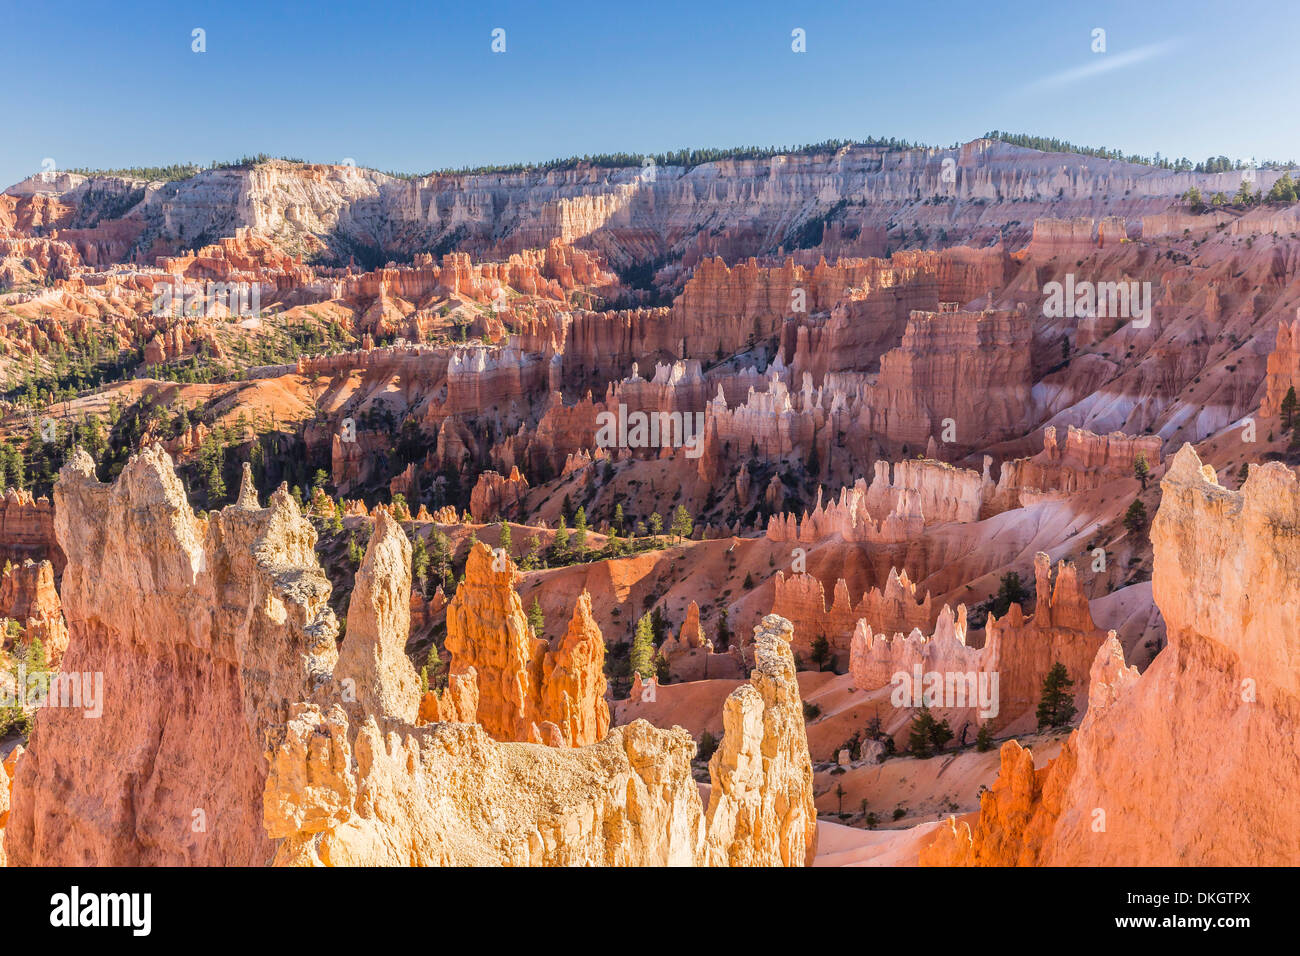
0;866;1281;942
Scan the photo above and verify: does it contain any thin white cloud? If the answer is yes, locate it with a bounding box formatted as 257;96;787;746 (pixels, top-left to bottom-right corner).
1023;40;1181;93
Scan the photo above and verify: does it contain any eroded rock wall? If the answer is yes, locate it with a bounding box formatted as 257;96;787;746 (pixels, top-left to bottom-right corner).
849;554;1108;735
0;558;68;666
442;542;610;747
922;445;1300;865
5;447;818;867
4;452;338;866
266;609;814;865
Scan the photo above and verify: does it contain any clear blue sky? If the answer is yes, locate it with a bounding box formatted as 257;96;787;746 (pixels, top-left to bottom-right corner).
2;0;1293;187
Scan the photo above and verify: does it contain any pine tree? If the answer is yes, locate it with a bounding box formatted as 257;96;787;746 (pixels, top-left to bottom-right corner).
1036;661;1078;730
929;716;954;752
650;606;667;644
422;643;441;692
630;613;656;679
430;530;452;588
554;515;569;555
521;534;542;570
20;635;50;699
908;707;937;757
647;511;663;544
24;635;47;674
1124;498;1148;534
865;714;883;740
613;503;625;534
411;533;430;596
528;597;545;639
1267;172;1298;203
670;504;693;543
991;571;1027;617
975;721;994;752
1283;386;1298;429
1133;453;1149;489
206;459;226;504
810;634;831;672
716;606;731;649
498;518;512;555
655;649;670;683
573;507;588;553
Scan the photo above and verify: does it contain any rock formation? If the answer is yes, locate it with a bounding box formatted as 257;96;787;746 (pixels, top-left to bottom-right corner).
534;591;610;748
0;746;15;868
703;615;818;866
5;449;337;865
849;553;1108;735
264;702;707;865
442;543;542;742
265;612;815;866
1262;312;1300;418
0;559;68;666
989;425;1161;511
660;600;746;682
766;457;989;545
12;137;1300;870
4;446;819;867
0;757;7;867
417;667;480;725
335;508;420;724
978;554;1108;731
468;466;529;521
922;446;1300;865
771;567;934;670
0;489;62;575
442;542;610;747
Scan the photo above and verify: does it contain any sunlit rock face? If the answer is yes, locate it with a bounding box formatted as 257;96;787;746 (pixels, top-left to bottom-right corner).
3;448;817;867
922;445;1300;866
265;614;816;867
5;451;338;866
847;554;1108;737
442;542;611;748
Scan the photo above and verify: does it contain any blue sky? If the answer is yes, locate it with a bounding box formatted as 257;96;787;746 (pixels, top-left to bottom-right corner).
1;0;1293;187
